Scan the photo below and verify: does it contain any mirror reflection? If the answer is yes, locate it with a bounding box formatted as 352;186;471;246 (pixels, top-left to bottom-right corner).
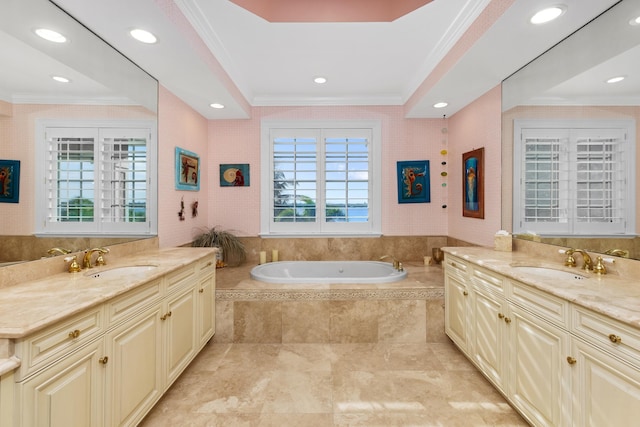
0;0;158;265
502;0;640;260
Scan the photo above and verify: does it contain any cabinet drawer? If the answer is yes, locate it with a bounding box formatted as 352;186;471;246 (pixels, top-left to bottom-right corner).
571;306;640;367
509;280;569;328
107;278;162;326
15;307;104;380
471;266;504;296
166;264;196;294
198;256;216;278
444;256;468;279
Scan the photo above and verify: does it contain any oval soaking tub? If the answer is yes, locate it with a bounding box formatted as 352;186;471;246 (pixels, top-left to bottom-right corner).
250;260;407;284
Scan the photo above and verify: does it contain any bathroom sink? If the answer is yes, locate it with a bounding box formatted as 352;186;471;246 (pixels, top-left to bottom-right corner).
85;265;158;279
511;265;588;280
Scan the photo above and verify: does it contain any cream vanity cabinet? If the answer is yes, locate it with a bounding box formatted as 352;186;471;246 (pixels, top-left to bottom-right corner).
443;257;471;353
445;254;571;426
11;255;216;427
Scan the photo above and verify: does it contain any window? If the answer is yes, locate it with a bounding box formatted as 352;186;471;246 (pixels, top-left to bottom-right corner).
261;120;381;236
36;120;157;236
513;119;635;236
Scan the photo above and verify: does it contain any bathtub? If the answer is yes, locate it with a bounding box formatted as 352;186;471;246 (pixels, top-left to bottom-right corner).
250;260;407;284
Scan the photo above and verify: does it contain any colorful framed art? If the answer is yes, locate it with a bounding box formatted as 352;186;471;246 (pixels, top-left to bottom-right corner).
462;147;484;218
175;147;200;191
397;160;430;204
0;159;20;203
220;164;250;187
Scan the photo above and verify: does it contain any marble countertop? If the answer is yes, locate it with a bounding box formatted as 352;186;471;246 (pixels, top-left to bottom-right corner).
0;247;215;340
443;247;640;330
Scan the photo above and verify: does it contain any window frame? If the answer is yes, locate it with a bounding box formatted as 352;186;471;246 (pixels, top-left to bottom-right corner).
35;119;157;237
513;118;635;237
260;120;382;237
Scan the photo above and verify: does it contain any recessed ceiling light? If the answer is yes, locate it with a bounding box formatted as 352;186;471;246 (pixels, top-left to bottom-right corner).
130;29;157;44
314;77;327;84
630;15;640;26
606;76;625;84
433;102;448;108
530;6;565;25
35;28;67;43
210;103;225;109
51;76;70;83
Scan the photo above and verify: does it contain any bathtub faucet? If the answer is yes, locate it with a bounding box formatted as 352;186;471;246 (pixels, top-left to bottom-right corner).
379;255;403;271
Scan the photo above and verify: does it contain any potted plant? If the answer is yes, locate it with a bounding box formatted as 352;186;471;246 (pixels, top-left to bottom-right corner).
192;226;246;267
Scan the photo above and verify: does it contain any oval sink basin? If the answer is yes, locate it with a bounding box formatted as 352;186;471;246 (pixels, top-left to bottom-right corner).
511;266;587;280
86;265;158;279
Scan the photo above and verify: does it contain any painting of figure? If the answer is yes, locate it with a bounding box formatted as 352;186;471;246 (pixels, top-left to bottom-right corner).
0;160;20;203
175;147;200;191
462;148;484;218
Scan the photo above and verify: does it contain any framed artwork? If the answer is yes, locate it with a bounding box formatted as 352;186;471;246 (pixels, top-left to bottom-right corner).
175;147;200;191
397;160;430;204
0;159;20;203
462;147;484;218
220;163;250;187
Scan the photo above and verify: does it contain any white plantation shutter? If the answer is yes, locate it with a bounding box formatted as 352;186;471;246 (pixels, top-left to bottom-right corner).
262;120;381;236
514;120;634;236
36;120;156;236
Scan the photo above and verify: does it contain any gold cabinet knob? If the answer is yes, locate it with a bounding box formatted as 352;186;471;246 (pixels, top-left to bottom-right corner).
99;356;109;365
498;313;505;319
160;311;173;320
504;317;512;324
567;356;577;365
463;291;469;296
199;288;204;293
68;329;80;339
608;334;622;344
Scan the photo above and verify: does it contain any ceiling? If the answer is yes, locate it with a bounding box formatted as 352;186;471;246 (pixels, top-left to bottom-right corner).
17;0;626;119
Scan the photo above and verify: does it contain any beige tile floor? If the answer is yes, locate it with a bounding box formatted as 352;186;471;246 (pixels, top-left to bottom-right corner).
140;340;529;426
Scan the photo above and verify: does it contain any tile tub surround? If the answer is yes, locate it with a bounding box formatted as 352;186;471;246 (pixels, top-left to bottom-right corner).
238;235;449;264
214;262;446;344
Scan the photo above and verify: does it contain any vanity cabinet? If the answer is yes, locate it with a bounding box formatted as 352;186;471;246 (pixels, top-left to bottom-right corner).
444;253;640;427
10;254;216;427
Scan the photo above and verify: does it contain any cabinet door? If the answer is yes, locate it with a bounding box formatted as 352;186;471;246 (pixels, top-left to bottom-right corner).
197;272;216;348
19;339;105;427
571;338;640;427
164;285;198;386
472;286;508;392
105;305;163;427
508;305;571;427
444;271;470;354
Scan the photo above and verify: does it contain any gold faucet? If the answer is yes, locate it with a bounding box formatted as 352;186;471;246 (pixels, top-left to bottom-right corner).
47;247;71;256
83;248;109;269
604;248;630;258
379;255;403;271
564;249;593;271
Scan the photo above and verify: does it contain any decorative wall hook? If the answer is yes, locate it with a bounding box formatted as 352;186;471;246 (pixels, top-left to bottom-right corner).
192;200;199;217
178;196;185;221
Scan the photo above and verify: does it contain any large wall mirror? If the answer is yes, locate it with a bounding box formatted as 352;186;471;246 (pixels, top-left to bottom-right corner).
502;0;640;260
0;0;158;265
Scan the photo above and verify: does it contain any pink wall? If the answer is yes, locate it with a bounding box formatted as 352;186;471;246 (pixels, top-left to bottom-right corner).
157;85;210;248
208;105;449;237
447;85;502;247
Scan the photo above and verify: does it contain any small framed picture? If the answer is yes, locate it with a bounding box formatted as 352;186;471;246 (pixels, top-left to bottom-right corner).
462;147;484;218
0;159;20;203
397;160;430;204
175;147;200;191
220;164;250;187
